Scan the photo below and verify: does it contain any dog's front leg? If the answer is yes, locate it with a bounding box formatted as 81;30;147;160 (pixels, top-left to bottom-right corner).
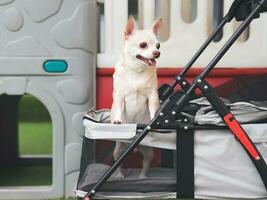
113;141;125;179
148;90;160;119
111;91;124;124
112;91;125;179
139;146;154;179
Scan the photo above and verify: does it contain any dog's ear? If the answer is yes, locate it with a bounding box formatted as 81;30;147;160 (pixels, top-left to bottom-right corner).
152;17;162;35
125;16;136;39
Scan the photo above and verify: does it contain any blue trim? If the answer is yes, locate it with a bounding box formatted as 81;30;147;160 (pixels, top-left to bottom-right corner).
43;60;68;73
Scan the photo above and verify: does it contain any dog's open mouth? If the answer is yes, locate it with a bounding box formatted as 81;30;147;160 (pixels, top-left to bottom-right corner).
136;55;157;66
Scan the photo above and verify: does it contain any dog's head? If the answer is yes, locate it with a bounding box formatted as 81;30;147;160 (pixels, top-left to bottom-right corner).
122;16;162;70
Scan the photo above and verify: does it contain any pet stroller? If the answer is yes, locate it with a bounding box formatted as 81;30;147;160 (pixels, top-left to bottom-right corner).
76;0;267;199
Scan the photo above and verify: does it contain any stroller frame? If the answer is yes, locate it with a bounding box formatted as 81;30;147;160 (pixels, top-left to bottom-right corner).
83;0;267;199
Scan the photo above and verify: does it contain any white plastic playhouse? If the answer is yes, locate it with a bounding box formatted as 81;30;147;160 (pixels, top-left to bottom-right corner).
0;0;96;199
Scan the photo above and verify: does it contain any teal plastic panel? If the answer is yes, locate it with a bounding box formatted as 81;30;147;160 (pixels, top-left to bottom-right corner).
43;60;68;73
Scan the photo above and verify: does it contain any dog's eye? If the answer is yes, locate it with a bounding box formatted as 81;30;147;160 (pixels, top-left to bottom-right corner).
156;43;160;49
139;42;148;49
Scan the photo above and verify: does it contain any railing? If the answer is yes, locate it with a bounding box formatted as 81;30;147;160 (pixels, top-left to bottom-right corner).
97;0;267;68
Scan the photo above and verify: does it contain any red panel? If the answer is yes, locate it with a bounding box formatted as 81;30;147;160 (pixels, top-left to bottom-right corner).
96;67;267;109
97;67;267;77
96;75;114;109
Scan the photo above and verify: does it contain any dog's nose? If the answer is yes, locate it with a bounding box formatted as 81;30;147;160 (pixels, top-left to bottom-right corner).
153;50;160;58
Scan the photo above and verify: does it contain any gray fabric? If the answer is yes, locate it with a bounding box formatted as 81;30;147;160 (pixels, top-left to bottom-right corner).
83;105;267;148
84;109;111;123
79;125;267;199
78;163;176;193
75;190;177;199
84;98;267;127
84;109;137;140
194;127;267;199
84;109;176;149
80;99;267;199
193;97;267;125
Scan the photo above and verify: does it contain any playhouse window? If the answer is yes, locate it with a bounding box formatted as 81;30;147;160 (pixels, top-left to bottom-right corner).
18;94;52;156
0;94;52;187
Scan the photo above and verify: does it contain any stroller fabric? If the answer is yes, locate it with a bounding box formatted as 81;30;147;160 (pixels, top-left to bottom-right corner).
77;98;267;199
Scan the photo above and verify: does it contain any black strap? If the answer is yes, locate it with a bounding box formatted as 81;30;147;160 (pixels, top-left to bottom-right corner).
176;124;194;198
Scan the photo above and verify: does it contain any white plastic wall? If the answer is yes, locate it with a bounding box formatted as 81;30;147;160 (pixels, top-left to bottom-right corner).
0;0;96;198
97;0;267;68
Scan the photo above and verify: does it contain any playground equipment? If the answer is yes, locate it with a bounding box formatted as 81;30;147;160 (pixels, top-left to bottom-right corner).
0;0;96;199
77;0;267;199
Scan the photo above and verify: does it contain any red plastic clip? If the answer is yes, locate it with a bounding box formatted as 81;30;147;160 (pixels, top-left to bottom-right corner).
223;113;260;160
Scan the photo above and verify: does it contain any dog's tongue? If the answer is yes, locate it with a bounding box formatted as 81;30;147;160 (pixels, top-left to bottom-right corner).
148;59;156;66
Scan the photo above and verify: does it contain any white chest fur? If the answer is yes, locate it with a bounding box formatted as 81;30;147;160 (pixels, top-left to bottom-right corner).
111;64;158;124
113;65;157;94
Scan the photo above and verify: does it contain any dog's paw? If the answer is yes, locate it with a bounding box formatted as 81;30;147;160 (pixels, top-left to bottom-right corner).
114;171;125;180
138;173;147;179
113;120;122;124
